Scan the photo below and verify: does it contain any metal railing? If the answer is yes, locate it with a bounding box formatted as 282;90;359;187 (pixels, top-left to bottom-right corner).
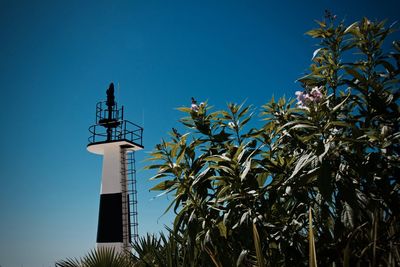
88;120;143;146
95;101;123;124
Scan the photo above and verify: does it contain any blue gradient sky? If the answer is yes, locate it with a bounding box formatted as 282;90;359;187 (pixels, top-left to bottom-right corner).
0;0;398;266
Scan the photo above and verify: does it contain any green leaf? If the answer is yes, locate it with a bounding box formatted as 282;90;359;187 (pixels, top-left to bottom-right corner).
257;172;268;187
325;121;350;130
192;167;211;186
332;93;351;112
144;164;166;170
211;165;235;175
309;208;318;267
344;21;359;34
176;107;193;113
341;202;354;229
150;180;176;191
344;67;366;83
236;250;249;267
176;147;186;165
149;173;168;181
289;153;316;180
312;48;323;60
238;104;250;118
306;28;325;38
314;20;326;28
217;221;227;238
240;159;252;181
240;211;249;225
204;246;223;267
239;115;252;128
253;223;265;267
317;160;333;202
205;155;231;162
290;124;318;131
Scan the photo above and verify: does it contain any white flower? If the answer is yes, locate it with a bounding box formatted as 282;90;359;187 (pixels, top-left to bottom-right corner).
228;121;236;129
295;91;306;107
285;186;292;196
295;91;304;102
191;97;199;112
295;91;311;108
191;103;199;112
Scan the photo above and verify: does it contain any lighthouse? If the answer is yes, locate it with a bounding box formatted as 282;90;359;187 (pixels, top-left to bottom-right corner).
87;83;143;253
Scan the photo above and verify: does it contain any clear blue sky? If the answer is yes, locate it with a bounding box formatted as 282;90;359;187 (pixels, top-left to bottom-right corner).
0;0;398;266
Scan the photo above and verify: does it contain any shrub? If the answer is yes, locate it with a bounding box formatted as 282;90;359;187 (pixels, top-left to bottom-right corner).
148;15;400;266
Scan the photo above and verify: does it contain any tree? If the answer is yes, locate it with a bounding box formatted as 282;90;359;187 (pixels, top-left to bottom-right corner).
148;15;400;266
55;247;135;267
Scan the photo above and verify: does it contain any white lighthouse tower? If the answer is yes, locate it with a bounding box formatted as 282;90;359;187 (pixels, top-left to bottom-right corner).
87;83;143;253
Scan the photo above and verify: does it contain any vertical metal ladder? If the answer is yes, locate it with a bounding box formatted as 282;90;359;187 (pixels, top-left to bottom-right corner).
120;148;139;251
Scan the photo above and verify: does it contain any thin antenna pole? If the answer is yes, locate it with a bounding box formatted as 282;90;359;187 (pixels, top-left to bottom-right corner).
142;109;145;129
117;82;121;104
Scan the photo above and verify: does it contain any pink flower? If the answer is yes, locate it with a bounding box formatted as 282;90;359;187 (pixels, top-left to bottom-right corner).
310;86;323;102
295;87;324;108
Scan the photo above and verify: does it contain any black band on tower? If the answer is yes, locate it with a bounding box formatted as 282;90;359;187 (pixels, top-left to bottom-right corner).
97;193;123;243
